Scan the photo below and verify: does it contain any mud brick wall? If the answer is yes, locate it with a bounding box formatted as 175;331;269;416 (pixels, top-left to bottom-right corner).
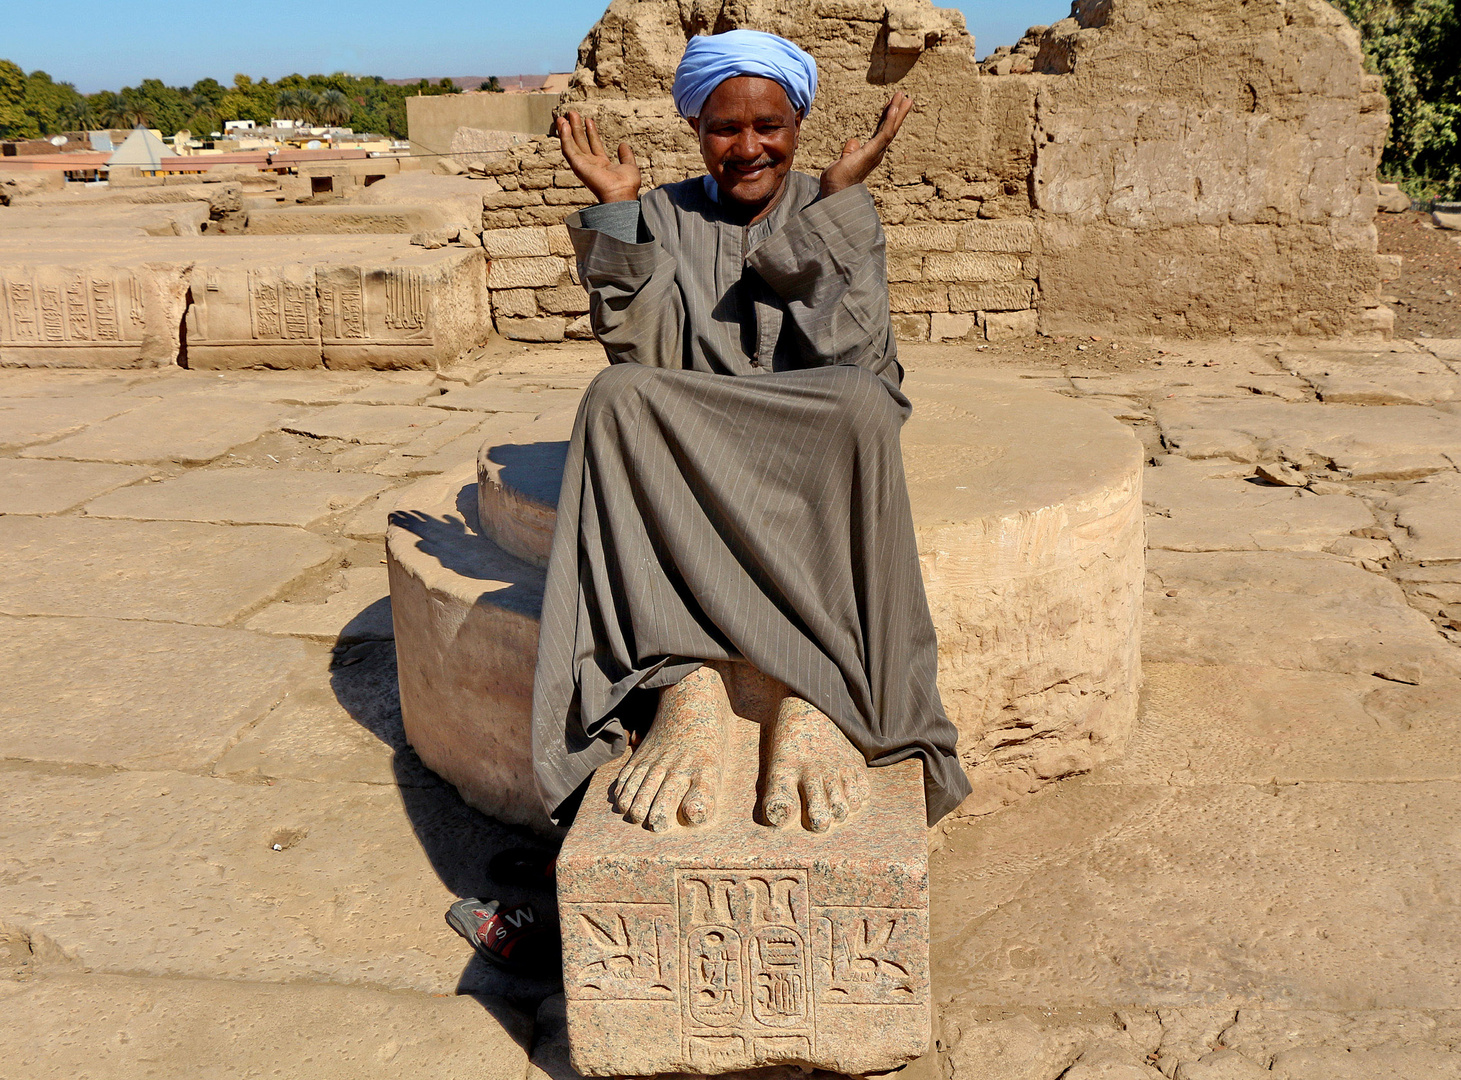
477;0;1391;344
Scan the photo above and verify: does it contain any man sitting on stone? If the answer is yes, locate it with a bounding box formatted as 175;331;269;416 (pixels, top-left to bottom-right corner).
533;29;972;841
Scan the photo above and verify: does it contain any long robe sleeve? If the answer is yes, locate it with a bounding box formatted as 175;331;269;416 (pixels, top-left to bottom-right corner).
746;184;899;379
566;204;686;369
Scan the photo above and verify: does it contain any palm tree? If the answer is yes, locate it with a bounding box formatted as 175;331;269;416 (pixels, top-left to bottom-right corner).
95;92;128;128
275;88;303;122
184;92;217;134
485;76;503;93
61;98;96;130
317;88;351;127
276;89;324;125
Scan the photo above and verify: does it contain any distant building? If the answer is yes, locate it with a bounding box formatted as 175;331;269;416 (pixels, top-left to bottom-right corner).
223;120;256;133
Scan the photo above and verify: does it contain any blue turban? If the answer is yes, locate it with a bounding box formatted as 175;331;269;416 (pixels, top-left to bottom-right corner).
671;30;819;119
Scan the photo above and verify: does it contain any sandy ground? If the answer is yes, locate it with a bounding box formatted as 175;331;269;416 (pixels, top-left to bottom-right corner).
1377;210;1461;340
1;335;1460;1079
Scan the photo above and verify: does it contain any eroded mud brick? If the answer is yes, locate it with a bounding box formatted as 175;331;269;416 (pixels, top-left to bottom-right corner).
557;715;929;1077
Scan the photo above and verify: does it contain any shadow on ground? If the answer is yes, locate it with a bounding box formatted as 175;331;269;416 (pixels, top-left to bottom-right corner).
327;631;563;1013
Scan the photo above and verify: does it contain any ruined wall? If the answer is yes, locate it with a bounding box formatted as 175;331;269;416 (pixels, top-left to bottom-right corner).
1022;0;1390;337
406;93;561;157
476;0;1390;342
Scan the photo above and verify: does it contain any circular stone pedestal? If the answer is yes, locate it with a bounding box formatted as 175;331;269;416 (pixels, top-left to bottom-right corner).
387;371;1145;834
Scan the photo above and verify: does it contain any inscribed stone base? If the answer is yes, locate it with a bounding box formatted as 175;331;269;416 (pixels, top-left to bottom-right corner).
557;715;930;1077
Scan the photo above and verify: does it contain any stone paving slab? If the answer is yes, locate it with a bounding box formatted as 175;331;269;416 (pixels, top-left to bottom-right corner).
1093;663;1461;785
1278;350;1461;405
373;411;536;478
939;1007;1461;1080
932;780;1461;1011
0;768;525;995
0;614;312;770
0;458;150;514
431;383;583;413
0;974;533;1080
1374;472;1461;562
1143;459;1374;552
116;371;368;404
211;640;436;788
246;565;393;641
21;397;287;464
1222;1009;1461;1069
280;404;451;445
1070;370;1310;404
389;412;482;458
1153;399;1461;479
0;516;335;625
1421;339;1461;363
0;393;150;449
80;465;392;527
1144;550;1461;680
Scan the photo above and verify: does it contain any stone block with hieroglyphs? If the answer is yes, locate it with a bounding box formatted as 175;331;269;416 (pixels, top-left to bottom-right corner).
557;715;929;1076
186;263;321;370
1;264;161;367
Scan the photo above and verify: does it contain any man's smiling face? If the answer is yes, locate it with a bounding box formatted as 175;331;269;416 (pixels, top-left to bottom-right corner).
690;76;802;211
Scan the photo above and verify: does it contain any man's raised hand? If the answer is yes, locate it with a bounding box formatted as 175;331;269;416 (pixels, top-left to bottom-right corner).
557;111;641;204
819;91;913;199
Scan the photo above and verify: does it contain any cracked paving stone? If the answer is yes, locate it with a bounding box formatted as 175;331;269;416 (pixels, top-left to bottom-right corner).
1144;550;1461;681
279;404;452;446
1374;472;1461;562
1093;663;1461;785
0;767;544;996
1143;459;1374;552
0;393;151;450
0;458;150;514
0;516;335;625
20;398;288;464
932;781;1461;1011
1153;399;1461;480
0;614;311;771
246;565;393;642
0;973;533;1080
81;466;392;528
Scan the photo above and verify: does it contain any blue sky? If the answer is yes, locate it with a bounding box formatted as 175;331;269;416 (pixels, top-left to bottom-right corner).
6;0;1069;93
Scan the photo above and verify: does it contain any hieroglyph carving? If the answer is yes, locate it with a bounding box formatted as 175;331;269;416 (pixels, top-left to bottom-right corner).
3;272;140;347
248;272;313;340
563;868;924;1063
319;268;367;341
384;269;426;331
564;902;677;1000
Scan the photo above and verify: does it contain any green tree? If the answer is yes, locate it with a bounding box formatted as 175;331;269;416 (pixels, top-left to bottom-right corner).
2;62;431;142
0;59;39;137
317;88;351;127
486;76;503;93
1336;0;1461;199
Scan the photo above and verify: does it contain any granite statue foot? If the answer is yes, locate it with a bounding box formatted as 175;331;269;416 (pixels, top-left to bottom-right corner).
760;694;871;832
612;663;732;831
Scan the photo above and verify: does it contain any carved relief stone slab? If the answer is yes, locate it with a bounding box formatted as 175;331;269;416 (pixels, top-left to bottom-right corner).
0;266;149;367
185;263;322;370
318;249;487;371
557;714;929;1076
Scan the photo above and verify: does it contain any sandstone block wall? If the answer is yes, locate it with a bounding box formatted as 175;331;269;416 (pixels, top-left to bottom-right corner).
476;0;1390;343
